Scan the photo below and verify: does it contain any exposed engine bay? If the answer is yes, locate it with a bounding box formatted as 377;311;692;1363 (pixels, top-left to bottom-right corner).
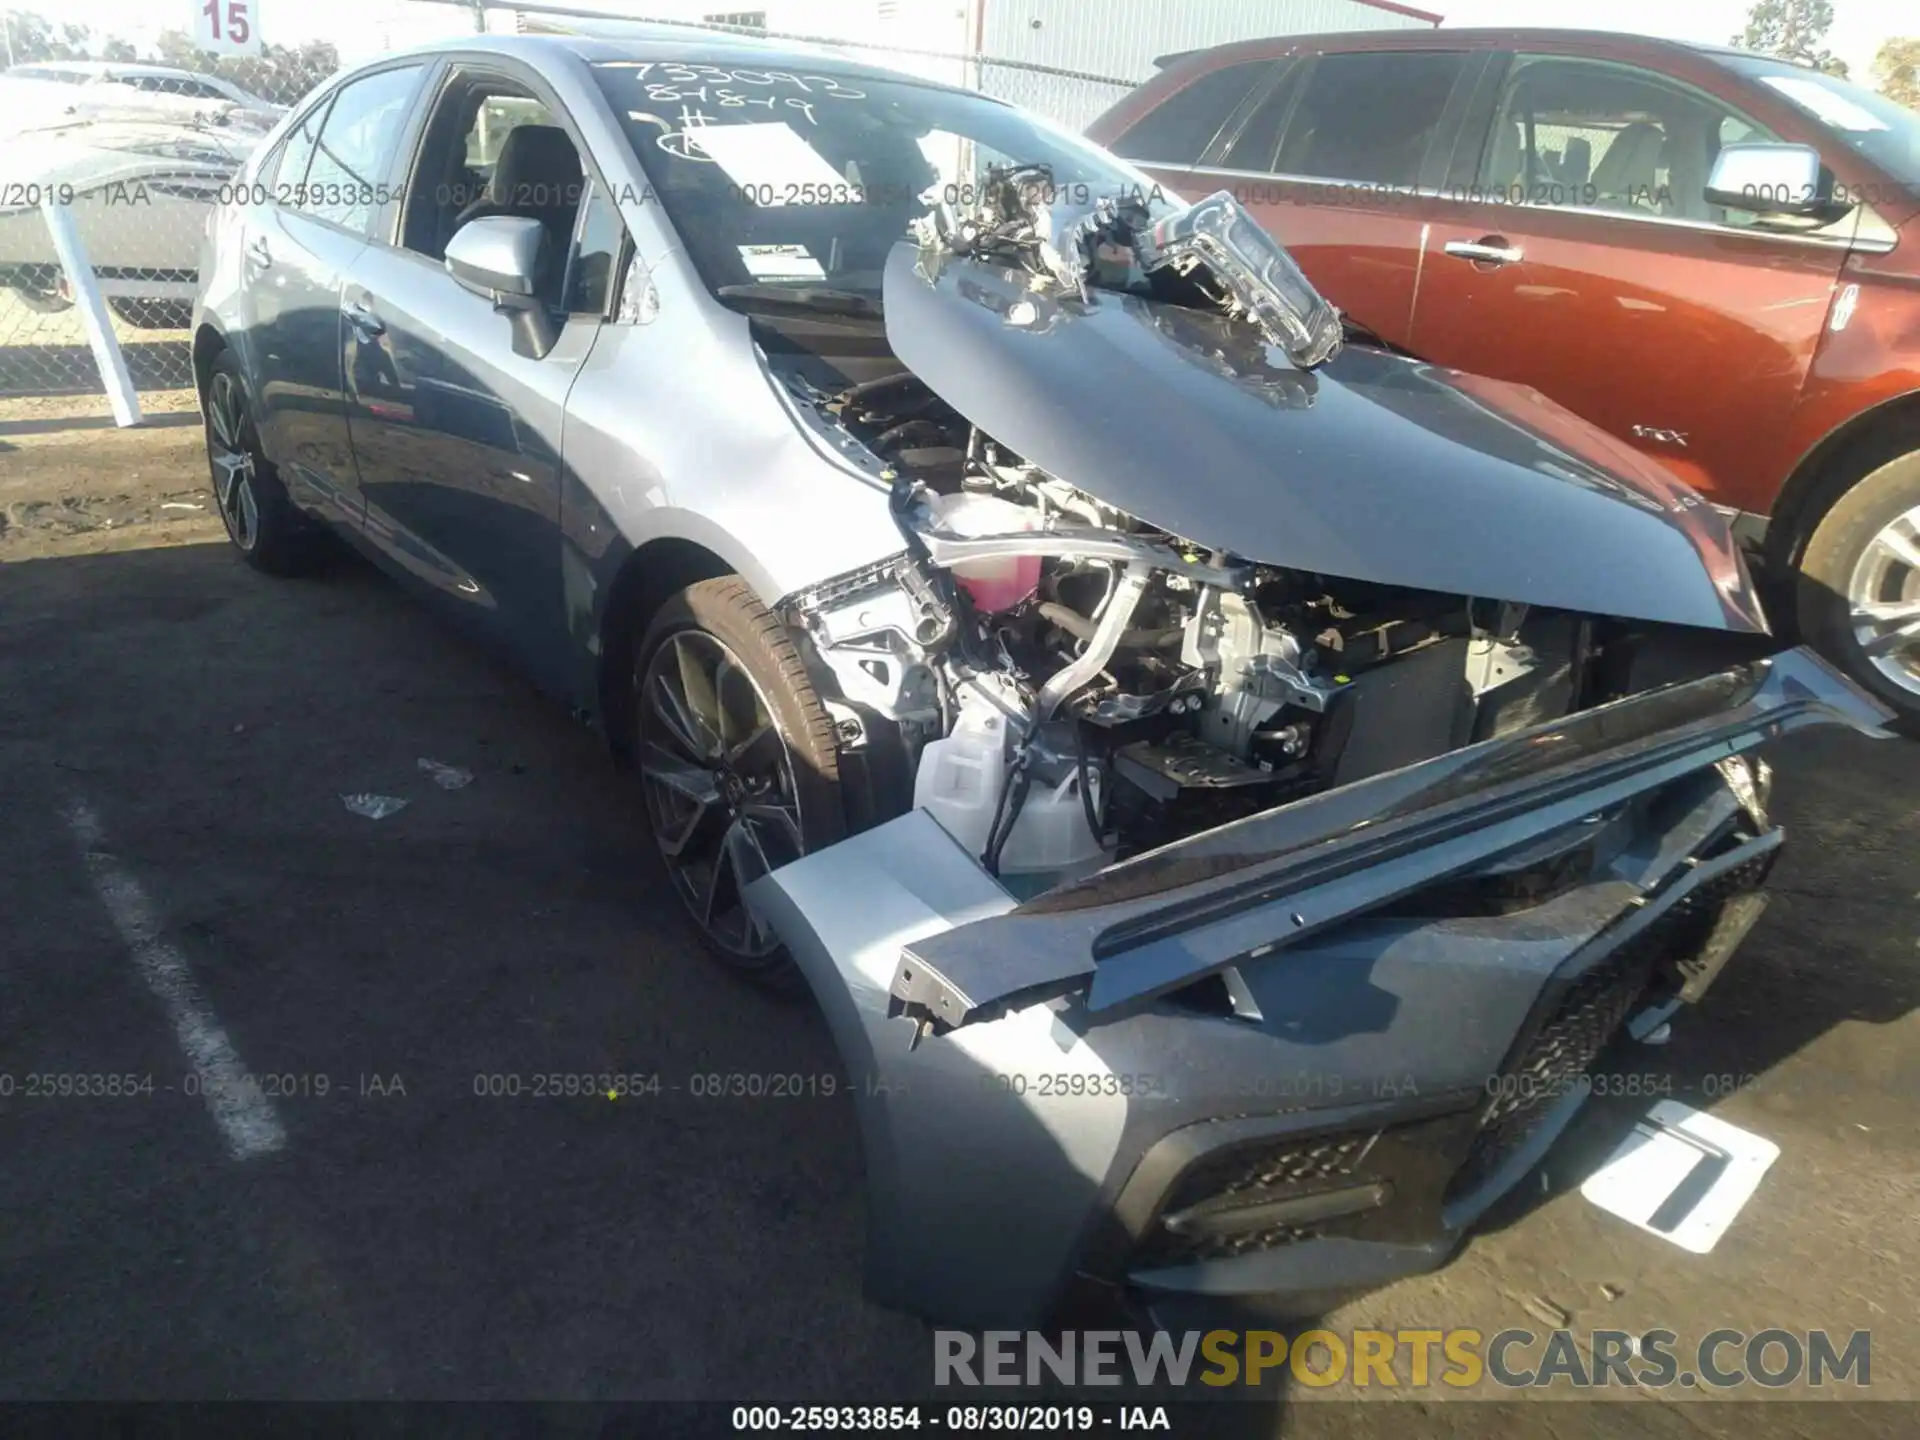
752;172;1755;889
783;366;1601;888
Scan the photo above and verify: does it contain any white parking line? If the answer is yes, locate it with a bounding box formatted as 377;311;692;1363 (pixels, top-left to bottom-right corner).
64;798;285;1161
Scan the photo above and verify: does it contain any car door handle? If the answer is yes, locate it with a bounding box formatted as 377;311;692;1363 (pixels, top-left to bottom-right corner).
245;235;271;268
343;300;385;338
1443;238;1525;266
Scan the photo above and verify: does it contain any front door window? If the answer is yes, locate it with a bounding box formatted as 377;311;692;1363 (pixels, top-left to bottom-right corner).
1480;56;1781;225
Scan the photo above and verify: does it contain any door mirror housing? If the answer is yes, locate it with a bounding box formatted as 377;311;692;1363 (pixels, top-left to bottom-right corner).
444;215;558;359
445;214;545;297
1705;143;1839;224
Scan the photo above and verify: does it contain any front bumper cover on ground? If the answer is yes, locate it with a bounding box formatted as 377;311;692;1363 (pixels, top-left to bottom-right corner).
747;649;1892;1328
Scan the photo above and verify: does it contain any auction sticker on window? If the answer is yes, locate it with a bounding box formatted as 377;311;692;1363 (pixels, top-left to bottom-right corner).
692;121;848;202
737;245;826;280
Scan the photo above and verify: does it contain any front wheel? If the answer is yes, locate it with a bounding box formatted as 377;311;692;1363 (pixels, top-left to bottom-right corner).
633;577;844;990
1797;450;1920;731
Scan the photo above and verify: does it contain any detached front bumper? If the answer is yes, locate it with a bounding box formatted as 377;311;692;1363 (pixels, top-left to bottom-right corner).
747;649;1892;1328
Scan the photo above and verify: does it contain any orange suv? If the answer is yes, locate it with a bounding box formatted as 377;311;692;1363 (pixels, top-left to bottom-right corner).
1090;29;1920;723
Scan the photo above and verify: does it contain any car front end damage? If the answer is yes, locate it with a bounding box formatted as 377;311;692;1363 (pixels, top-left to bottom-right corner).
729;177;1895;1326
751;655;1888;1328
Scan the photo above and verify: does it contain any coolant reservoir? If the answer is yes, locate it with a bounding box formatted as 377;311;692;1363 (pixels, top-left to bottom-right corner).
993;770;1106;882
912;699;1008;862
915;699;1107;887
925;491;1041;612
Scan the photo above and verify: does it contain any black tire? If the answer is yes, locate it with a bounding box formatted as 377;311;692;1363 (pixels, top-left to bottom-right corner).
1796;449;1920;733
632;577;844;991
203;348;325;576
10;286;70;314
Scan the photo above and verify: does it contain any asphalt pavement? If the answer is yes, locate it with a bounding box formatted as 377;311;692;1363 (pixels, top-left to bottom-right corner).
1;416;1916;1434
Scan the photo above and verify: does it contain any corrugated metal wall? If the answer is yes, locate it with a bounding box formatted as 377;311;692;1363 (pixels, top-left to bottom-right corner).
981;0;1433;86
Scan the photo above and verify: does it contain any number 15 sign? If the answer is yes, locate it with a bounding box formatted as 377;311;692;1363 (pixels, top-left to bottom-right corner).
196;0;263;57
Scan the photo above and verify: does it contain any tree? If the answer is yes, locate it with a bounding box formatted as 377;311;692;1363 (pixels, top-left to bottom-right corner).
1874;37;1920;111
1732;0;1850;78
221;39;341;105
3;13;339;104
152;28;221;75
151;28;341;104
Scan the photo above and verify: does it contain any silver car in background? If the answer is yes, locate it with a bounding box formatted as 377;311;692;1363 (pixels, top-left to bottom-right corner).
0;116;263;324
0;61;284;130
192;33;1890;1328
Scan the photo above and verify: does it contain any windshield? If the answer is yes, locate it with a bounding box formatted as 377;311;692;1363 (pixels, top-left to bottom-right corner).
1722;54;1920;195
590;59;1175;305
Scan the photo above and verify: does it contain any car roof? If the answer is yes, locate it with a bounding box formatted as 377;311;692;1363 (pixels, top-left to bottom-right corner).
14;60;222;80
374;29;982;96
1154;27;1809;69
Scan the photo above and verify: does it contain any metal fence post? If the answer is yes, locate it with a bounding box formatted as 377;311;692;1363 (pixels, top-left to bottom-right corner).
39;200;143;427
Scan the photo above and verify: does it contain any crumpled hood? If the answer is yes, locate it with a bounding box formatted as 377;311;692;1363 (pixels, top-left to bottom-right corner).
882;243;1767;634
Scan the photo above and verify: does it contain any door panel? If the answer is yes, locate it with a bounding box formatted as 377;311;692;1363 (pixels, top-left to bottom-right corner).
337;65;603;689
1229;189;1437;348
341;245;598;692
1408;54;1850;512
242;63;425;528
247;209;371;527
241;97;367;528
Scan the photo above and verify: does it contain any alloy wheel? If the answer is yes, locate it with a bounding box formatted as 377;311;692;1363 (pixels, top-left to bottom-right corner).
637;629;806;958
207;370;260;552
1847;501;1920;701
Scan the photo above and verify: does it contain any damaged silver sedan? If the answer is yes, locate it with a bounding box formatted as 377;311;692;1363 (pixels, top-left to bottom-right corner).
191;35;1895;1329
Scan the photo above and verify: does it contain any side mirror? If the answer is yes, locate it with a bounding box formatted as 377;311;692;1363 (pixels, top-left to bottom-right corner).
445;214;544;296
1705;143;1838;223
445;215;558;359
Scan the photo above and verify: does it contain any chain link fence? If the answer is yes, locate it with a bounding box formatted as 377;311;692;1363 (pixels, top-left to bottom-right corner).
0;60;336;403
0;5;1141;410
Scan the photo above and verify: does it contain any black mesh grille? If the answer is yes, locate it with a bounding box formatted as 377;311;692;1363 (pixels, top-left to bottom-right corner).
1144;1221;1326;1265
1161;1131;1376;1217
1447;852;1772;1202
1448;933;1660;1201
1666;853;1773;935
1135;1131;1378;1266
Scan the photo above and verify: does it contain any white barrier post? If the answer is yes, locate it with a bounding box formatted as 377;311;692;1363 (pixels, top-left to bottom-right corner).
39;199;143;428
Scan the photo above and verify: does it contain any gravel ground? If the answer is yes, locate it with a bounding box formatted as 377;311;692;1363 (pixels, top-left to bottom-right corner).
1;402;1914;1435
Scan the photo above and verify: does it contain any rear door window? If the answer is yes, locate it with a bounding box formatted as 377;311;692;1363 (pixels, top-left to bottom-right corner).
297;64;425;235
1217;63;1304;173
1110;60;1270;165
1273;51;1468;186
265;96;328;194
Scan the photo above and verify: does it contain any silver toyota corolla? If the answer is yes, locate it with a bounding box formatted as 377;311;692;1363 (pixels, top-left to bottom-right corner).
193;32;1891;1328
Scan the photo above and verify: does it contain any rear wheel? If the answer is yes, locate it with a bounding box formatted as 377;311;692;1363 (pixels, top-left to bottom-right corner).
204;349;324;575
633;577;843;990
9;283;70;314
1797;450;1920;731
